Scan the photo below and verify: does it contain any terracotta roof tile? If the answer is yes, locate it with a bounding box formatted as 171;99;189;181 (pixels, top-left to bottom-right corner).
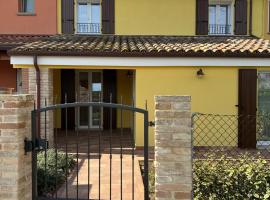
0;34;50;50
7;34;270;57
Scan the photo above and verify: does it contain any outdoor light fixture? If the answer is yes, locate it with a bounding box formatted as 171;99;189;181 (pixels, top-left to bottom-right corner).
196;69;205;78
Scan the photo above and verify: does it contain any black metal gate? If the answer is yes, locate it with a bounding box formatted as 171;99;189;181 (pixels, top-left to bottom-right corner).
26;101;149;200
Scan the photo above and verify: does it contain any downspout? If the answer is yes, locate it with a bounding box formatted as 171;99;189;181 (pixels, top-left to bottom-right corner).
34;55;41;138
249;0;253;36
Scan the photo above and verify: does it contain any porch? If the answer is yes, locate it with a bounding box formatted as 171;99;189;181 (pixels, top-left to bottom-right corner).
55;129;134;154
53;129;145;200
38;100;151;200
53;69;135;140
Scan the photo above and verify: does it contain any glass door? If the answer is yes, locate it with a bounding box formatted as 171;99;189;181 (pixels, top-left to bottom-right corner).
77;70;102;129
90;71;102;128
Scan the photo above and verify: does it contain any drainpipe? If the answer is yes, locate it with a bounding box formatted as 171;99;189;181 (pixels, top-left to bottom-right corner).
34;55;41;138
249;0;253;36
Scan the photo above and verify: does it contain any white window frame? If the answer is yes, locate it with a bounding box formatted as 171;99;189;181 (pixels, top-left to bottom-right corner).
75;70;103;129
76;0;101;34
209;0;234;35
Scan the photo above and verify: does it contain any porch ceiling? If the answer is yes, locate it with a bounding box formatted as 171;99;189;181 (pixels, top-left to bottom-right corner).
7;34;270;58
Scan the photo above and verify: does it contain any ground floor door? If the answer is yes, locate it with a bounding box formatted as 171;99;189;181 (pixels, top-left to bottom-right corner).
238;69;257;148
76;70;103;129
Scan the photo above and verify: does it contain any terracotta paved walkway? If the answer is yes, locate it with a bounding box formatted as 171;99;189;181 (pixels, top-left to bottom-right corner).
50;129;152;200
57;153;144;200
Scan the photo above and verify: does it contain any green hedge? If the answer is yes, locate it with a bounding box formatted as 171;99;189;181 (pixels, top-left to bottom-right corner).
37;149;75;196
194;157;270;200
149;163;155;200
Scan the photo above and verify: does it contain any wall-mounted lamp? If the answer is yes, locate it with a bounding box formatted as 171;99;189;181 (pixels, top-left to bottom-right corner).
127;70;133;78
196;69;205;78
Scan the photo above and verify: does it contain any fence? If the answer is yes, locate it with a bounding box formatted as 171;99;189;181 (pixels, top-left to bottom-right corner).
192;113;270;200
208;24;232;35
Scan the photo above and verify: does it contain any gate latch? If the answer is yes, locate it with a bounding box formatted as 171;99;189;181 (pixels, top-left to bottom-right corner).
36;139;49;150
24;138;49;155
149;121;155;127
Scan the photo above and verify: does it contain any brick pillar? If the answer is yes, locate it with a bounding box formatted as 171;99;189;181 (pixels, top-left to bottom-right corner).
26;67;54;146
21;69;29;94
155;96;192;200
0;94;34;200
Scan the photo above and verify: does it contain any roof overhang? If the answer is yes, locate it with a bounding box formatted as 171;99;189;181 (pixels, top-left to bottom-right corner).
10;56;270;67
7;35;270;58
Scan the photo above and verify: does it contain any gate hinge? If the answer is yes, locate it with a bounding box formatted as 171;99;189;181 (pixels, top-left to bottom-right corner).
149;121;155;127
24;138;49;155
24;138;33;154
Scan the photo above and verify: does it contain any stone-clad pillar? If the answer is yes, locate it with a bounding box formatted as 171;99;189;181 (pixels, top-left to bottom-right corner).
25;67;54;146
0;94;34;200
155;96;192;200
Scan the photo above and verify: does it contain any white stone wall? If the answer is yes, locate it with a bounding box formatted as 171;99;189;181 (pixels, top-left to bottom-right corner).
155;96;192;200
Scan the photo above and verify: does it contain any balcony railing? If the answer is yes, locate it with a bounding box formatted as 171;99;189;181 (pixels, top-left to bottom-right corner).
208;24;232;35
77;23;101;34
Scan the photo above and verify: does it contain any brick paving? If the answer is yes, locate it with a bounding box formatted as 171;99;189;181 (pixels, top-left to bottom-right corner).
57;154;144;200
55;129;134;154
54;129;147;200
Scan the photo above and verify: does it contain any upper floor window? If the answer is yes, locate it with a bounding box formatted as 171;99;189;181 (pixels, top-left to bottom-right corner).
18;0;34;13
196;0;247;36
208;1;233;35
77;0;101;34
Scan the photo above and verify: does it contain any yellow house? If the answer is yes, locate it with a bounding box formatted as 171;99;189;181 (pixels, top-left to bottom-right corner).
6;0;270;149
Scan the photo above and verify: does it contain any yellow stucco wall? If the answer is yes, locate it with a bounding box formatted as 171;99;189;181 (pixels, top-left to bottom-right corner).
57;0;62;34
116;70;133;128
252;0;265;38
56;0;255;36
262;0;270;40
135;66;270;147
115;0;196;35
135;67;239;146
263;0;270;39
57;0;196;35
252;0;270;39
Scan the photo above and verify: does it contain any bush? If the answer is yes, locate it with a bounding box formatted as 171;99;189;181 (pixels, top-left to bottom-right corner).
194;157;270;200
37;149;75;196
149;163;155;200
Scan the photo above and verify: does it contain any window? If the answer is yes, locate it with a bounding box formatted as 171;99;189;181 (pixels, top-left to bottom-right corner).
258;71;270;140
208;4;232;35
77;0;101;34
18;0;34;13
258;72;270;114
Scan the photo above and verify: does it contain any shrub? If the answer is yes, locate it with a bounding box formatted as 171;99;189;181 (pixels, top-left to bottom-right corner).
193;156;270;200
37;149;75;196
149;163;155;200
